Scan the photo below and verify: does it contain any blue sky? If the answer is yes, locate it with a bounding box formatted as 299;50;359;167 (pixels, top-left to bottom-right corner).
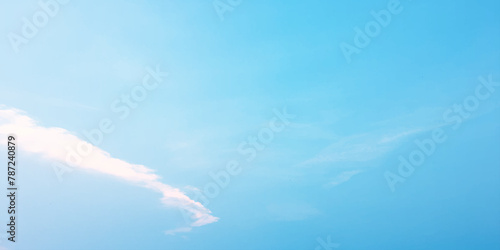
1;0;500;249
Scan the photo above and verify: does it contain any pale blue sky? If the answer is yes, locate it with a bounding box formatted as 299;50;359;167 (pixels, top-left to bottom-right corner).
1;0;500;249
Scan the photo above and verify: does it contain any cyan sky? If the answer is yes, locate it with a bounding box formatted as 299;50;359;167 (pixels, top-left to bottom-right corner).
1;0;500;249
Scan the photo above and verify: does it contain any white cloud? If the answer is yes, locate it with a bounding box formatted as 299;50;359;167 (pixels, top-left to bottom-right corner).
165;227;192;236
325;170;362;188
299;127;423;188
0;107;218;233
300;129;422;166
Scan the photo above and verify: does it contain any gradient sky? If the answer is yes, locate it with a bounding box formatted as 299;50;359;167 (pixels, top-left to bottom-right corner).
1;0;500;249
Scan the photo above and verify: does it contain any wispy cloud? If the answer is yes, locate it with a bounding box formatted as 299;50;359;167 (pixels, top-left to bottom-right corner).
164;227;192;236
324;170;362;188
300;129;422;167
0;107;218;233
267;202;320;221
299;126;423;188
